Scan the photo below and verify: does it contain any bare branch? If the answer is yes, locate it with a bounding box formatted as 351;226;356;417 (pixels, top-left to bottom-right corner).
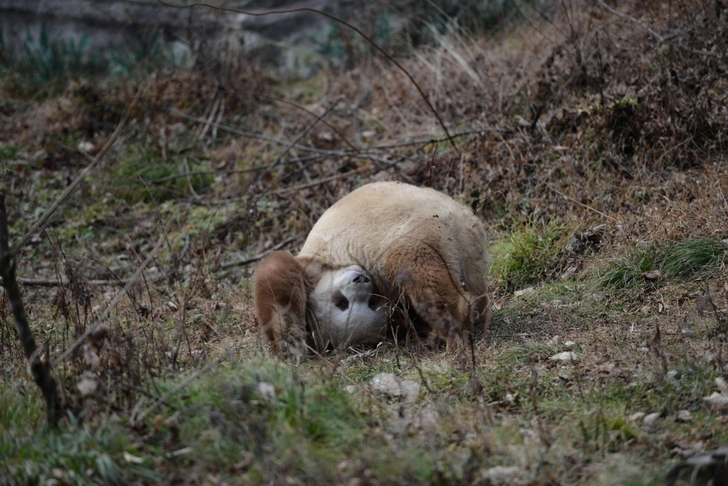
219;234;302;270
259;98;344;179
595;0;716;57
258;94;358;150
0;274;166;287
548;184;618;223
0;195;62;427
157;0;456;146
274;167;372;196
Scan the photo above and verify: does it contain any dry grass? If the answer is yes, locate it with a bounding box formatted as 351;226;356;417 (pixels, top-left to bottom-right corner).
1;1;728;484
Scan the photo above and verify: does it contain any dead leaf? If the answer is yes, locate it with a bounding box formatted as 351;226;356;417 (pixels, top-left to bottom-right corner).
703;378;728;409
677;410;693;422
549;351;580;362
76;371;98;396
83;343;100;369
371;373;420;402
123;451;145;464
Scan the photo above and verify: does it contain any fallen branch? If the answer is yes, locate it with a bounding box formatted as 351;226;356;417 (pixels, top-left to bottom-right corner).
219;234;302;270
0;195;62;427
171;107;483;167
1;273;166;287
363;129;497;151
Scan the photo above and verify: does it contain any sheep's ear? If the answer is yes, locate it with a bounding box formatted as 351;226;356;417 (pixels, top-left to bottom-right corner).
253;251;310;359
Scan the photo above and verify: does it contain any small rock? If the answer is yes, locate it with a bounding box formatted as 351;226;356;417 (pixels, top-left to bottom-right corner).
598;362;615;373
643;412;660;426
76;371;99;396
31;149;48;162
642;270;661;281
703;392;728;409
704;378;728;409
371;373;419;402
676;410;693;422
670;446;698;459
514;287;535;297
549;351;580;362
561;266;577;280
564;340;576;347
667;370;678;380
166;301;178;311
483;466;526;484
345;385;357;394
123;451;144;464
257;382;276;400
629;412;646;421
77;141;94;152
389;404;440;436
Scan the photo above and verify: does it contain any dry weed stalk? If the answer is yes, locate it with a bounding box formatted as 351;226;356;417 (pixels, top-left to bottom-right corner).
156;0;457;147
52;216;175;367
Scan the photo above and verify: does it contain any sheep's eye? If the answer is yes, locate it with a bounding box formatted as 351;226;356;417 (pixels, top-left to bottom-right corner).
332;292;349;311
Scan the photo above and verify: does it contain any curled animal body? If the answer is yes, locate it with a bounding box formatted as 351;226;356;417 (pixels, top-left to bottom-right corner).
253;181;491;358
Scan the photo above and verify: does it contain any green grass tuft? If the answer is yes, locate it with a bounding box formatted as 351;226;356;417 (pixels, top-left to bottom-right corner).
599;238;728;289
598;244;660;289
490;218;572;290
662;238;728;278
0;387;159;485
113;152;213;203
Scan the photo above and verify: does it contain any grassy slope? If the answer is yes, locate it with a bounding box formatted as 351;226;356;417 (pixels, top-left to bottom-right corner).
1;1;728;484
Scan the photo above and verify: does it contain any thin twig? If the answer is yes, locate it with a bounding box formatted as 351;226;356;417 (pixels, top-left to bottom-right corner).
258;94;358;150
264;99;343;175
157;0;457;147
52;216;175;367
548;185;617;222
10;81;147;259
219;234;302;270
0;274;166;287
171;107;477;161
595;0;716;57
275;167;372;196
170;108;315;152
364;129;498;150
